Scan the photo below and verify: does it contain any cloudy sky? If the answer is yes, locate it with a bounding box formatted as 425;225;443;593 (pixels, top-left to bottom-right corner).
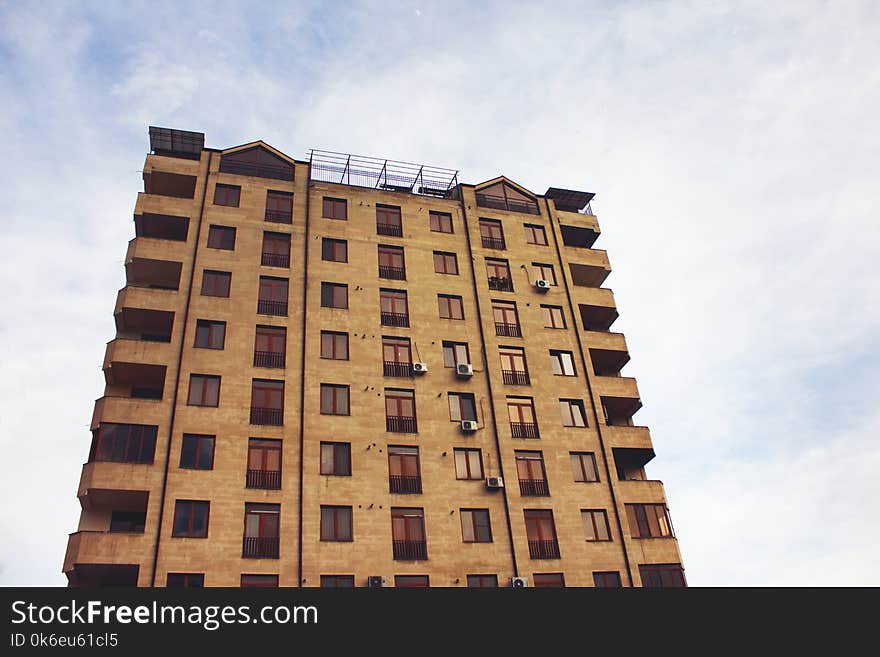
1;1;878;586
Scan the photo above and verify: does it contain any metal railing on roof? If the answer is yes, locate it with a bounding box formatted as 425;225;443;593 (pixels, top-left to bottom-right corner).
308;150;459;197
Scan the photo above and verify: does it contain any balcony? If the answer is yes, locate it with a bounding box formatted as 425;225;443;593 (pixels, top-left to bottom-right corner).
502;370;530;386
386;416;417;433
143;168;197;199
242;536;280;559
384;361;413;378
488;276;514;292
381;312;410;328
389;475;422;494
476;193;540;215
617;479;667;505
250;407;284;426
114;287;178;321
519;479;550;496
377;222;403;237
601;395;643;427
528;539;560;559
596;375;640;399
379;265;406;280
569;259;611;288
511;422;539;439
78;463;158;502
246;469;282;490
604;425;654;452
261;252;290;268
265;208;293;224
590;347;630;377
90;395;165;431
393;540;428;560
64;531;144;586
257;299;288;316
219;155;293;181
103;359;166;401
125;257;182;291
481;236;506;250
254;351;286;369
103;338;172;372
613;447;656;482
578;294;619;332
495;322;522;338
134;211;190;242
559;223;600;249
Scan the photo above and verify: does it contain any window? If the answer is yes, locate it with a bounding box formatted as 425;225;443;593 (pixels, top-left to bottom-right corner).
454;448;483;480
321;282;348;309
251;379;284;426
382;336;412;377
639;564;686;588
213;183;240;207
322;197;347;220
254;326;286;368
500;346;529;385
201;270;231;297
433;251;458;275
167;573;204;588
320;506;353;541
430;211;453;233
207;225;236;250
172;500;209;538
492;300;521;337
241;574;278;588
320;384;349;415
109;511;146;533
550;350;577;376
560;399;588;427
194;320;225;349
533;573;565;587
476;181;539;214
180;434;214;470
243;503;280;559
376;204;402;236
322;238;348;263
460;509;492;543
187;374;220;407
265;190;293;223
448;392;477;422
524;224;548;245
320;442;351;476
388;446;421;494
486;258;513;291
380;289;409;326
542;305;566;329
378;245;406;279
532;262;557;285
442;341;470;368
467;575;498;588
571;452;599;482
582;509;612;541
258;276;288;316
626;504;675;539
516;451;548;496
385;389;416;433
90;423;157;464
395;575;429;587
320;331;349;360
321;575;355;588
438;294;464;320
247;439;282;490
262;232;291;268
391;507;427;560
524;510;559;559
508;397;538;438
479;218;505;249
593;572;622;588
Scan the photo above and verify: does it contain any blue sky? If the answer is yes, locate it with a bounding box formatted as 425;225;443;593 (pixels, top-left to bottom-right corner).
1;1;878;586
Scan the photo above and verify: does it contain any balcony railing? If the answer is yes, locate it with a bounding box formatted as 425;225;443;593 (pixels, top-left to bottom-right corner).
481;236;506;250
250;407;284;426
383;361;413;378
488;276;513;292
246;469;281;490
254;351;285;368
242;536;280;559
511;422;539;438
261;252;290;268
378;265;406;280
257;299;288;316
502;370;530;386
389;475;422;494
219;160;294;181
495;322;522;338
519;479;550;496
393;539;427;560
386;416;417;433
476;193;540;215
381;312;410;328
264;208;293;224
528;539;560;559
377;222;403;237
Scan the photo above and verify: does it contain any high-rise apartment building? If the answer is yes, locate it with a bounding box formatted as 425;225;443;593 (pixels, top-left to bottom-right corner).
63;127;685;588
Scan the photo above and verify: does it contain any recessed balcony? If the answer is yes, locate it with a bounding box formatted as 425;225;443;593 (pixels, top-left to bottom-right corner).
596;375;639;399
115;288;178;321
65;561;140;587
114;306;174;342
617;478;667;505
589;346;630;377
134;212;189;242
78;462;159;504
601;394;642;426
126;236;186;264
578;294;619;332
64;531;146;585
103;360;166;401
603;425;654;451
143;168;197;199
90;395;165;431
103;338;172;373
125;257;182;291
559;223;600;249
612;447;656;482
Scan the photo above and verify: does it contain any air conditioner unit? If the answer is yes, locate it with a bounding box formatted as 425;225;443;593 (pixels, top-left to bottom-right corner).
456;363;474;377
486;475;504;489
367;575;388;588
510;577;530;588
460;420;478;432
535;279;552;291
412;362;428;374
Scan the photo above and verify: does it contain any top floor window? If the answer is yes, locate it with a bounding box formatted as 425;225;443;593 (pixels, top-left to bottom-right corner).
213;184;240;207
524;224;548;245
476;181;539;215
479;219;505;250
207;225;236;250
376;205;402;237
265;190;293;223
323;197;347;220
430;211;453;233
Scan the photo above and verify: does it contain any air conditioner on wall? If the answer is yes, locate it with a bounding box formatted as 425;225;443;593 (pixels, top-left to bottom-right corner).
460;420;478;432
510;577;530;588
486;476;504;489
412;362;428;374
535;279;552;291
456;363;474;377
367;576;388;588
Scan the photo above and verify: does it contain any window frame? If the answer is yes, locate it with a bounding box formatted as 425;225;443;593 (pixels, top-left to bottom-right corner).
460;508;493;543
207;224;236;250
194;319;226;349
524;223;548;245
550;350;577;376
541;304;566;329
438;294;465;320
454;448;484;480
433;251;459;275
321;282;349;309
180;434;215;470
442;341;470;368
320;505;353;542
532;262;557;285
570;452;600;483
172;500;210;538
322;197;347;220
429;211;453;233
448;392;477;422
560;399;588;427
320;331;349;360
322;238;348;263
187;374;220;407
581;509;612;542
320;441;352;476
200;270;231;298
213;183;241;207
